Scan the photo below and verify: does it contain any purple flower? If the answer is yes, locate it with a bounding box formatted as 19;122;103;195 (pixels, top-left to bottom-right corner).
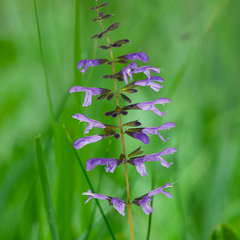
133;66;161;80
141;122;176;142
136;98;171;116
74;135;103;149
82;190;126;216
72;113;105;134
129;147;177;176
82;190;109;203
86;158;120;173
133;182;173;215
117;52;149;63
111;197;126;216
134;76;164;92
77;59;108;74
69;86;110;107
125;131;149;144
120;62;138;84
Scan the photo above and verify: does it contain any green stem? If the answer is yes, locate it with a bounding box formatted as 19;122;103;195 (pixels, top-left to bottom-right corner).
95;1;135;239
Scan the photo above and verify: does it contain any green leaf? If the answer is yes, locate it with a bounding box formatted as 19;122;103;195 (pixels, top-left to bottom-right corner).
101;14;114;20
120;93;131;103
122;88;137;93
114;39;130;45
128;146;144;158
35;135;60;240
210;223;240;240
106;23;120;32
98;2;109;9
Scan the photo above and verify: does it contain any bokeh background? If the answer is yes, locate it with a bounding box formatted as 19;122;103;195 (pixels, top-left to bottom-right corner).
0;0;240;239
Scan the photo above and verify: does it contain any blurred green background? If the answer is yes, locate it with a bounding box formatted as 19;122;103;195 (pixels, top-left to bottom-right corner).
0;0;240;239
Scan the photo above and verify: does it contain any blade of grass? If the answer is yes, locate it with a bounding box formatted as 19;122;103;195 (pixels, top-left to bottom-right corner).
167;0;232;98
33;0;57;133
63;125;116;240
35;135;59;240
74;0;82;109
146;170;155;240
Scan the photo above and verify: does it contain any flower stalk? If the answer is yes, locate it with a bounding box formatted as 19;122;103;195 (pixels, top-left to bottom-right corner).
69;1;177;239
95;2;135;238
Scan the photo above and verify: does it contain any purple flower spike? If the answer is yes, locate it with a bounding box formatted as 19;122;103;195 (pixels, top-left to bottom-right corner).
118;52;149;63
74;135;103;149
142;122;176;142
132;182;173;215
138;196;154;215
129;147;177;176
69;86;109;107
82;190;109;203
136;98;171;116
77;59;108;74
121;62;138;84
86;158;119;173
111;197;126;216
133;66;161;80
135;76;164;92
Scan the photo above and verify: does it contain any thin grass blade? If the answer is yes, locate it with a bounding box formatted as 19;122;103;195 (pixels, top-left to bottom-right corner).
35;135;60;240
63;125;116;240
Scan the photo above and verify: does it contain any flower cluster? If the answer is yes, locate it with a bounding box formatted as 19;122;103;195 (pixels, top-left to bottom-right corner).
70;1;177;237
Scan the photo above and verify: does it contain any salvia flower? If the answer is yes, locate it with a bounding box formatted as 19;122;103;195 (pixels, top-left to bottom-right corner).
133;66;161;80
77;59;108;74
82;190;126;216
72;113;105;134
74;135;103;149
120;62;138;84
69;86;111;107
117;52;149;63
141;122;176;142
122;98;171;116
86;157;120;173
128;147;177;176
132;182;172;215
134;76;164;92
137;98;171;116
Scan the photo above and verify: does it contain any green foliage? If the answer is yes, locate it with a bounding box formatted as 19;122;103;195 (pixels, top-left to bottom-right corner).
0;0;240;239
210;223;240;240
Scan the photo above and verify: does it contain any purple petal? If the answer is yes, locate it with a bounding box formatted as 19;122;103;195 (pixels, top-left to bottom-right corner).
82;190;109;203
69;86;104;107
74;135;103;149
78;59;107;74
141;123;176;142
86;158;108;171
148;182;173;198
132;132;149;144
121;62;138;84
138;196;154;215
111;197;126;216
132;157;148;176
158;147;177;156
86;158;119;173
72;114;105;134
133;66;161;80
124;52;149;62
154;98;171;105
